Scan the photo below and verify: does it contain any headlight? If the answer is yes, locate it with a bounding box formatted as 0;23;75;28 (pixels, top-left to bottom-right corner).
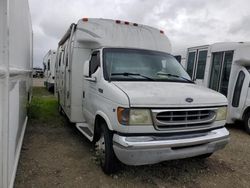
117;108;152;125
129;109;152;125
216;107;227;121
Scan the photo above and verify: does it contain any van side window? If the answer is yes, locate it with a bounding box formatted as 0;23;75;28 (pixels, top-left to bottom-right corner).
66;54;69;67
232;71;245;107
58;52;62;67
48;60;50;71
89;51;100;76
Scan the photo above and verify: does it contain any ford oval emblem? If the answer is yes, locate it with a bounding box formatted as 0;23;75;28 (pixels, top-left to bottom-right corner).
186;98;193;103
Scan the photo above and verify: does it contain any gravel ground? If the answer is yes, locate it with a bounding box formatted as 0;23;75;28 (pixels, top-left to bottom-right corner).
14;87;250;188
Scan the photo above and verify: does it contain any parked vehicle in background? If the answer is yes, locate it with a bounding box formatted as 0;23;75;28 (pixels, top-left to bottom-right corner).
0;0;32;187
32;67;44;78
43;50;56;92
174;54;186;67
185;42;250;133
55;18;229;174
174;55;182;63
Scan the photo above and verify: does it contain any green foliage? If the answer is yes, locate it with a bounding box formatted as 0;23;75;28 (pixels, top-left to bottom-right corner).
29;87;65;125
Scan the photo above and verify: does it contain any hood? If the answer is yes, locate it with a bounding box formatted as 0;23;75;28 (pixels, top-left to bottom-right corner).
113;82;227;107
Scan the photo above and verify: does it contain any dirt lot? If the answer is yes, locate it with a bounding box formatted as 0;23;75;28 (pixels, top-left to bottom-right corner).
33;78;45;87
15;86;250;188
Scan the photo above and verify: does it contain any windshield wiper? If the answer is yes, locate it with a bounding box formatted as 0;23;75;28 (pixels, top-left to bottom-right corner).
157;72;194;83
111;72;155;81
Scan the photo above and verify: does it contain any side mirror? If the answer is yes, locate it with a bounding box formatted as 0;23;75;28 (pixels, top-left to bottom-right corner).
83;60;90;77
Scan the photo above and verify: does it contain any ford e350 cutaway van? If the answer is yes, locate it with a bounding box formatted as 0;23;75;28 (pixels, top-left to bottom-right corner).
55;18;229;174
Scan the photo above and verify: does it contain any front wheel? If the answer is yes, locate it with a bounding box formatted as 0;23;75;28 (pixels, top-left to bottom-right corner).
244;112;250;134
95;123;120;174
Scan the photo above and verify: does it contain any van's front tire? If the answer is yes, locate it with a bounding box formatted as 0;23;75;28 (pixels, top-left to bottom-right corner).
95;123;120;174
244;112;250;134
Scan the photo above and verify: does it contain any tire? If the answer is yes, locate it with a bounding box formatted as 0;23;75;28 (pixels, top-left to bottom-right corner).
244;112;250;134
57;94;64;115
95;122;120;174
48;86;54;93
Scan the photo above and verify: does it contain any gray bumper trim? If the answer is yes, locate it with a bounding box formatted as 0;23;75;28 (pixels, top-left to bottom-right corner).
113;127;229;165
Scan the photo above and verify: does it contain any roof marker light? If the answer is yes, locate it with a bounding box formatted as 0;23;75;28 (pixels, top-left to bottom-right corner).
124;21;130;25
82;18;88;22
116;20;121;24
160;30;164;34
133;23;138;26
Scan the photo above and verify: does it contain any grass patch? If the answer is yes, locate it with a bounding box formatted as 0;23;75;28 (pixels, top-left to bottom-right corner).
32;87;52;97
29;87;65;125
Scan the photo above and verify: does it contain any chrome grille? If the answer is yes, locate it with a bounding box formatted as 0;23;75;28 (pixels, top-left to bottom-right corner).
152;108;217;130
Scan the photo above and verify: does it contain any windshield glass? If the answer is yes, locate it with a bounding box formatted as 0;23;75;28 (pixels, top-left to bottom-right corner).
103;48;191;82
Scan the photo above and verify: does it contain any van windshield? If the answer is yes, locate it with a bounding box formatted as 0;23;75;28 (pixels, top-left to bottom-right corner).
103;48;192;82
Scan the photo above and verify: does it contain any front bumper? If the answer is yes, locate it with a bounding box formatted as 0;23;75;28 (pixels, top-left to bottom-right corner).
113;127;229;165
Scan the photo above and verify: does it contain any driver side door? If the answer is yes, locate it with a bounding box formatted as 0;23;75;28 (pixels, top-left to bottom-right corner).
82;51;100;128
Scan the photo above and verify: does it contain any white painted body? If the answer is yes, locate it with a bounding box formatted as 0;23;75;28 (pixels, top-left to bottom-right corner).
43;50;56;91
185;42;250;124
0;0;32;187
56;18;229;166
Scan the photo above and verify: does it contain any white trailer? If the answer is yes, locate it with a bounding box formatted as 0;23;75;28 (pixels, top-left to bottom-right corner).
185;42;250;133
0;0;32;187
55;18;229;174
43;50;56;92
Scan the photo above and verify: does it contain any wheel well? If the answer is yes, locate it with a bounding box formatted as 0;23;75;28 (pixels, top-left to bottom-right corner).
243;106;250;120
93;115;107;142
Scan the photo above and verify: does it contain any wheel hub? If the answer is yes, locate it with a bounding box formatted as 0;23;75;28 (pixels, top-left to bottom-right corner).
95;134;105;164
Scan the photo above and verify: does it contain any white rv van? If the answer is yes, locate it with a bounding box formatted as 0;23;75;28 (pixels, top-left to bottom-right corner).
43;50;56;92
0;0;32;187
55;18;229;174
186;42;250;133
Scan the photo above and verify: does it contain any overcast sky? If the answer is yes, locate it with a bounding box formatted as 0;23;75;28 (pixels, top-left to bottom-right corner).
29;0;250;67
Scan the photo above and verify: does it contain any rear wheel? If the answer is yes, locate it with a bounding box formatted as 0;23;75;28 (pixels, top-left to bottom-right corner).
49;87;54;93
57;94;64;115
244;112;250;134
95;122;120;174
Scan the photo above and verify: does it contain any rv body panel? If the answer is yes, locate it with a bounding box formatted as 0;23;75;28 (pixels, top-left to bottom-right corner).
0;0;32;187
56;19;172;123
